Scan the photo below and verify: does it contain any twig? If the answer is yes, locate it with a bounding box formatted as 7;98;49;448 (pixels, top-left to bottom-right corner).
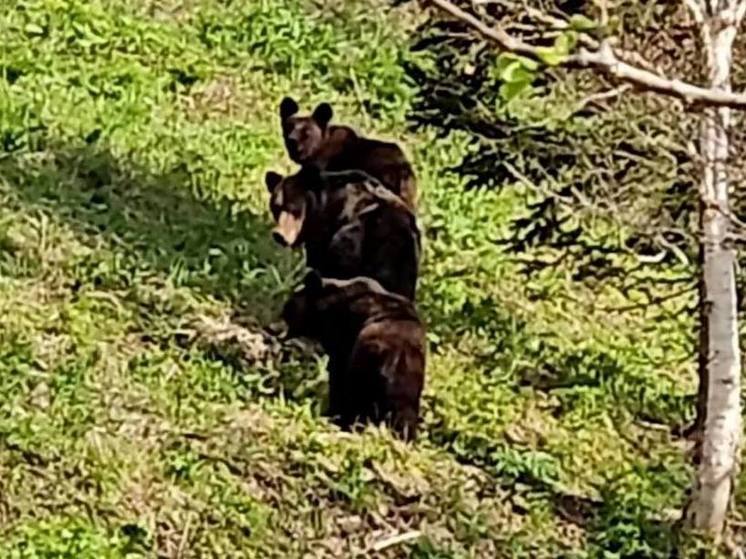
427;0;746;108
723;535;746;559
597;286;693;313
176;514;192;559
682;0;705;24
595;0;609;27
578;83;632;109
349;68;372;131
371;530;422;551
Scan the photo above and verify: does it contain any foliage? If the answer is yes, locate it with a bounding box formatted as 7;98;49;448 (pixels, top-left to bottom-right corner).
0;0;740;556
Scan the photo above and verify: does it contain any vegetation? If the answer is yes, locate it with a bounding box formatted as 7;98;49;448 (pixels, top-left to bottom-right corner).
0;0;739;556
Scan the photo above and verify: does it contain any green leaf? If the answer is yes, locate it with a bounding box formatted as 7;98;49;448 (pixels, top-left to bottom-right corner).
496;52;539;72
494;53;516;77
519;56;540;72
499;60;520;82
504;64;534;84
495;54;538;83
535;32;577;66
554;31;577;54
499;80;530;102
536;46;566;67
569;14;597;31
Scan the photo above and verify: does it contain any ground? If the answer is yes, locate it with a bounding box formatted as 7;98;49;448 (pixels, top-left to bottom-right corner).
0;0;738;557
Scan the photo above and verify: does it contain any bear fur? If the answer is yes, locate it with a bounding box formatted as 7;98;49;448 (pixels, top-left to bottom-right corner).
279;96;418;211
282;271;426;441
265;166;420;300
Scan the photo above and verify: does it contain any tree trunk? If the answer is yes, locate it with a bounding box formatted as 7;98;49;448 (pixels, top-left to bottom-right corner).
688;13;742;536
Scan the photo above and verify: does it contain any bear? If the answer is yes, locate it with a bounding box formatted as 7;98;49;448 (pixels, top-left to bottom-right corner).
264;166;420;300
281;270;426;441
278;96;418;211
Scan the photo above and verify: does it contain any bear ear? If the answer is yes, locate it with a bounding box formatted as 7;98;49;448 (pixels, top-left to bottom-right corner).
311;102;333;128
303;270;323;293
265;171;283;192
279;97;299;120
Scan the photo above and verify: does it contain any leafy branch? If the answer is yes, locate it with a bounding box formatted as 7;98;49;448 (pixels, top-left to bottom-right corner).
427;0;746;108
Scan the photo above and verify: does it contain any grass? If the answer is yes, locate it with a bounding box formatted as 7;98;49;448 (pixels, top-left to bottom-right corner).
0;0;732;556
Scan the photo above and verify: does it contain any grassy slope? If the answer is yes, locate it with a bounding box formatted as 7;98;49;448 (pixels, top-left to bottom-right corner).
0;0;731;557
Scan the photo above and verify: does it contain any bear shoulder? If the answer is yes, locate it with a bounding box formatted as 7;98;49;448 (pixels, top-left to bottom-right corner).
316;125;359;160
324;277;420;325
322;170;412;215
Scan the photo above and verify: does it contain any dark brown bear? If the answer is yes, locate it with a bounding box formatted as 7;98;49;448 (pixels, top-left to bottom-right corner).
265;166;420;300
282;271;426;441
279;97;418;211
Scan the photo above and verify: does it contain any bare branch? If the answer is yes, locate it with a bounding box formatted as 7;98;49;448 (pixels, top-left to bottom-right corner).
428;0;746;108
428;0;536;57
683;0;706;24
577;84;633;109
737;1;746;24
371;531;422;551
594;0;609;27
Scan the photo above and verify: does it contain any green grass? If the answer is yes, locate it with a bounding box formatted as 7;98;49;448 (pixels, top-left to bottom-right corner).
0;0;729;556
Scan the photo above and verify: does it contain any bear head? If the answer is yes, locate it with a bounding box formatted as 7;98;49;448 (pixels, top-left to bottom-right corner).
281;270;324;338
279;96;333;163
264;166;324;248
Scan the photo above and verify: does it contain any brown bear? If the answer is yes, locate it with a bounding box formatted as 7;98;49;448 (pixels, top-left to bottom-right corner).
282;271;426;441
265;166;420;300
278;96;418;211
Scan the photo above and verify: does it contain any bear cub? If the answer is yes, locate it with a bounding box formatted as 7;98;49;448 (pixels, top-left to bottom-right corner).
279;96;417;211
265;166;420;300
282;271;426;441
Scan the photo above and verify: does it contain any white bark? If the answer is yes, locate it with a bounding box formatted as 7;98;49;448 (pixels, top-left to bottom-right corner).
688;3;743;535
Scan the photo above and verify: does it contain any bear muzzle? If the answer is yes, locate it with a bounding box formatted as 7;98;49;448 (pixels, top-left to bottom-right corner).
272;211;303;248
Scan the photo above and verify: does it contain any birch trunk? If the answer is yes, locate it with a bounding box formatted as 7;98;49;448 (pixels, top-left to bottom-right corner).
688;7;742;535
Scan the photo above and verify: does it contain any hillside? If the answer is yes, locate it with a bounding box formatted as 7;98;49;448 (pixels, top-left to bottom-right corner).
0;0;734;557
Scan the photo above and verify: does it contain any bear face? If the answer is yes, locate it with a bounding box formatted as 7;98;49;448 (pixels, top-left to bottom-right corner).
264;166;323;248
280;270;321;338
282;271;426;440
279;96;333;164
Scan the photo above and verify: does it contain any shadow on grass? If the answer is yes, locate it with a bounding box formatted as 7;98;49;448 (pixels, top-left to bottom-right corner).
425;424;683;556
0;137;299;316
0;136;329;403
419;290;687;555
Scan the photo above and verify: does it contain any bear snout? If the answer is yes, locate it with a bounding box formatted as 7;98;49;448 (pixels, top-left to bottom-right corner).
272;211;304;248
272;230;288;246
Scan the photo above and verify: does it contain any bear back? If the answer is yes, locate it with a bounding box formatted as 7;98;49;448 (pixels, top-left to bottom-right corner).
281;272;426;440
